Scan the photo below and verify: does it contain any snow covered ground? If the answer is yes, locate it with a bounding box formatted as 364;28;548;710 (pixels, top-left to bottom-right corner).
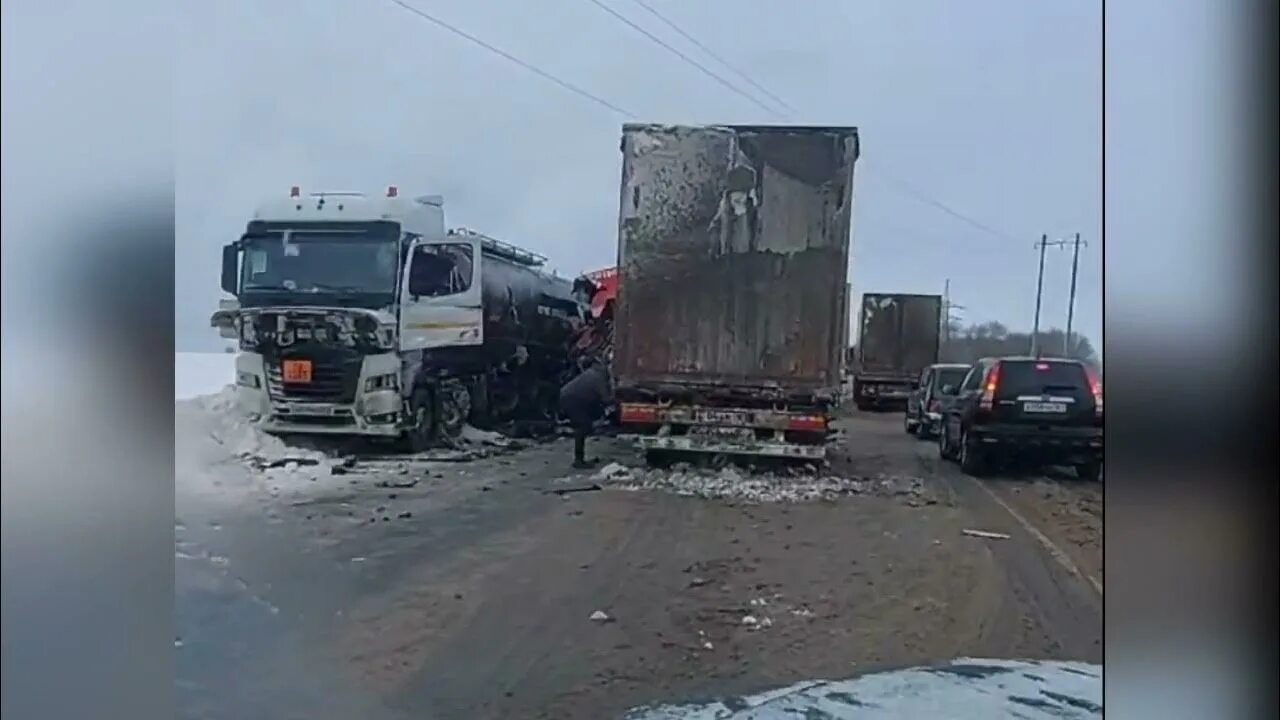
176;351;236;400
175;352;339;510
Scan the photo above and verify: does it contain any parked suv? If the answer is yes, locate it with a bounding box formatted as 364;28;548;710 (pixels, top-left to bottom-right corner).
938;357;1103;480
905;363;970;438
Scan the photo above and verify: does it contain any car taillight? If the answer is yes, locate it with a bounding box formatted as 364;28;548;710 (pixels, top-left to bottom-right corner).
619;403;658;424
1085;368;1103;417
927;399;940;413
786;414;827;432
979;362;1001;410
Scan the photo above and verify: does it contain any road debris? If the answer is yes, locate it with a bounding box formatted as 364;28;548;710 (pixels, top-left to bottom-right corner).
549;483;604;496
598;464;931;504
962;529;1012;540
589;610;613;623
598;462;633;481
459;425;514;448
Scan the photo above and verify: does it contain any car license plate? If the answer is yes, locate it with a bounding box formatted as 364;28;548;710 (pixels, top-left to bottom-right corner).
282;359;312;383
1023;401;1066;413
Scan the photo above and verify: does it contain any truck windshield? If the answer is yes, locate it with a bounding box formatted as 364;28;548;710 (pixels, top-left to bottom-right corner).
240;228;399;295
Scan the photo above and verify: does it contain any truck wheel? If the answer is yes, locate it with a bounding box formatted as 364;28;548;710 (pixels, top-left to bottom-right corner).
1075;462;1102;482
959;428;987;476
437;380;470;439
400;387;435;453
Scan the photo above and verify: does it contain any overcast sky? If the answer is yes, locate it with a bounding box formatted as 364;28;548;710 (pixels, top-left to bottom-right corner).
175;0;1101;353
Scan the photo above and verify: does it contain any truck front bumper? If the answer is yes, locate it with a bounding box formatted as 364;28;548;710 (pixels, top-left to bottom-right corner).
232;352;405;437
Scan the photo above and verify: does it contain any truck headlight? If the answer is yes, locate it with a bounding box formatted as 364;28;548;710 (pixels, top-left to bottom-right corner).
236;371;261;389
365;373;399;392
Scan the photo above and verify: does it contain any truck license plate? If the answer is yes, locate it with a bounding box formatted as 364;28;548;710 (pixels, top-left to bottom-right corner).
1023;402;1066;413
282;359;313;383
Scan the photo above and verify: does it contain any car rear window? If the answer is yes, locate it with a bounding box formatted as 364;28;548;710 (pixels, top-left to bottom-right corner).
934;368;968;389
996;360;1089;397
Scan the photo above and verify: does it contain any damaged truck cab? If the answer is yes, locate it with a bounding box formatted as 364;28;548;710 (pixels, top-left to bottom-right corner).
212;187;581;450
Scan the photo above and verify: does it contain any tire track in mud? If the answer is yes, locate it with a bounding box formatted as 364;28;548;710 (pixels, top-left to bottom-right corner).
348;485;675;719
908;436;1102;662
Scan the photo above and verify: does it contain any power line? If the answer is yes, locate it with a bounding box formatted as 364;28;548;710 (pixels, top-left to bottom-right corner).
864;160;1021;243
624;0;797;116
582;0;782;117
391;0;1025;256
383;0;636;118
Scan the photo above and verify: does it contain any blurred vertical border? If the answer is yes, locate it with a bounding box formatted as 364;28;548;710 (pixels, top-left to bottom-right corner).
2;1;176;719
1104;0;1278;718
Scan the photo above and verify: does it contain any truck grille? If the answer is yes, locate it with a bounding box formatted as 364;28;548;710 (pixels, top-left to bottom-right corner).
264;350;362;404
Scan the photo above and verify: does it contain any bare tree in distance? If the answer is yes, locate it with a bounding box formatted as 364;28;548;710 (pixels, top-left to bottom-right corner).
939;322;1100;369
845;322;1100;373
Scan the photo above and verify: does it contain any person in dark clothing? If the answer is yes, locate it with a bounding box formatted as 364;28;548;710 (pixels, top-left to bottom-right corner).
559;361;611;469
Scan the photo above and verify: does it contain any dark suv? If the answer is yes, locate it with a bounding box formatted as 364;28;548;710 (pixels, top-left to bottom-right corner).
905;363;970;439
938;356;1103;480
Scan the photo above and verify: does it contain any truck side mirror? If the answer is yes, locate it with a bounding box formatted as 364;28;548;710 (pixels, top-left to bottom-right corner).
221;244;239;294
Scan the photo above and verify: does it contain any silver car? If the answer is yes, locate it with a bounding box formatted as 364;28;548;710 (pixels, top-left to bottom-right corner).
904;363;971;439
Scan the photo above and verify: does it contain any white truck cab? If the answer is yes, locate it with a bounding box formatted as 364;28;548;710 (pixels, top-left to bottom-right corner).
213;187;580;449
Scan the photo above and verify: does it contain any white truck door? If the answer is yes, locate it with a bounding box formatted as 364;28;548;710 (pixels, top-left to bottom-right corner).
399;237;484;351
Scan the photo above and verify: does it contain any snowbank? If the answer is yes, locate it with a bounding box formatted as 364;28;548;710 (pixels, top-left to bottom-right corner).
176;351;236;400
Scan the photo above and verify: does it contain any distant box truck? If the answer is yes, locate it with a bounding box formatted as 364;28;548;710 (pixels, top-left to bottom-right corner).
612;124;859;461
852;293;942;410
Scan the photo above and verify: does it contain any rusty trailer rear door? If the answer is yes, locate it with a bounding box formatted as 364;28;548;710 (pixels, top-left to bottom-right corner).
613;124;859;401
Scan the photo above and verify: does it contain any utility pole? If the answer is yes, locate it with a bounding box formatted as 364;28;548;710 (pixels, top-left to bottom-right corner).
1032;235;1073;357
1032;235;1047;357
1064;233;1085;358
942;278;950;345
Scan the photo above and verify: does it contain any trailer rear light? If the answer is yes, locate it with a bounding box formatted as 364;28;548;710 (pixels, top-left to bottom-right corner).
979;362;1001;410
619;403;658;424
786;415;827;432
